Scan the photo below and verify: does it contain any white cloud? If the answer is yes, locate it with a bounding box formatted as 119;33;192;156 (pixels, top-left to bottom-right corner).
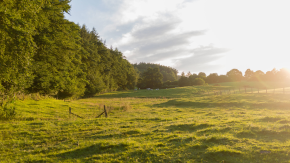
66;0;290;75
104;0;216;70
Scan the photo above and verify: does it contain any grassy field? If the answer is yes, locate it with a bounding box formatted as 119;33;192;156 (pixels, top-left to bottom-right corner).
1;82;290;162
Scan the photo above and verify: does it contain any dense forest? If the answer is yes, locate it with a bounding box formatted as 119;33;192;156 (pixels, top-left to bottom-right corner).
0;0;138;98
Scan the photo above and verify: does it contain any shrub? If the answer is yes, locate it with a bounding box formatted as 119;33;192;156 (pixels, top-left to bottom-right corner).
193;78;205;85
0;101;17;120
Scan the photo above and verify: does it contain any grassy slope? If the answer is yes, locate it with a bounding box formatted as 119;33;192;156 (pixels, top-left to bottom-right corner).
1;82;290;162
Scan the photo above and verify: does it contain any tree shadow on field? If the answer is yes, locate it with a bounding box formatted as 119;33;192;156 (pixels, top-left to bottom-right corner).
94;89;206;99
167;123;212;132
84;130;151;140
151;99;290;110
50;143;129;160
164;134;246;162
236;129;290;142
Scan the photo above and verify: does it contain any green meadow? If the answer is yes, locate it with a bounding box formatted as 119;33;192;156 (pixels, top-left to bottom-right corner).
1;82;290;162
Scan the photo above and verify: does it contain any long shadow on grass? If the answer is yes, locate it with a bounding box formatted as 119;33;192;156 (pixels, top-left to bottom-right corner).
50;142;129;160
85;130;152;140
236;129;290;142
94;89;206;99
166;134;245;162
152;99;290;110
167;123;212;132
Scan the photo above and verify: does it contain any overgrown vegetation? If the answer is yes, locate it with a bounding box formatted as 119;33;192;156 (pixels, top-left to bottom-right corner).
1;82;290;162
0;100;16;120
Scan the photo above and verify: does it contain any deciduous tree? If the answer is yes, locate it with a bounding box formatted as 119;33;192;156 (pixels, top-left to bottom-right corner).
226;69;243;81
137;67;163;89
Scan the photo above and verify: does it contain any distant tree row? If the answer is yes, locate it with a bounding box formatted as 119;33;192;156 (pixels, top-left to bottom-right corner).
177;72;206;87
133;62;178;82
243;68;290;82
0;0;138;98
136;68;206;89
135;66;290;89
177;68;290;87
210;68;290;83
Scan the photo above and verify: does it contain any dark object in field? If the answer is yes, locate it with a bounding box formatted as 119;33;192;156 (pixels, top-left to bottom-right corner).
96;105;108;118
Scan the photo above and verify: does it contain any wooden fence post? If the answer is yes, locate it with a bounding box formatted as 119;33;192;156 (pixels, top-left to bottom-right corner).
69;107;71;118
104;105;107;118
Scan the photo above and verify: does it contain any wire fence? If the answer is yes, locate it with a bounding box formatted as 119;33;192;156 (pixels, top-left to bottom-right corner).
200;87;290;96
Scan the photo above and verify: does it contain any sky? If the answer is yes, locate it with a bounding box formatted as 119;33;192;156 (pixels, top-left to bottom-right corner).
65;0;290;75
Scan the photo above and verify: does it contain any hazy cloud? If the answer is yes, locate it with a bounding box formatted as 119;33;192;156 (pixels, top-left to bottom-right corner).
175;46;230;73
138;30;207;53
120;29;207;63
131;18;181;39
116;12;208;64
104;19;144;41
66;0;229;74
131;49;188;63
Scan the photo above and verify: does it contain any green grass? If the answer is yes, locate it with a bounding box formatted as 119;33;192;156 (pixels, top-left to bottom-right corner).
1;82;290;162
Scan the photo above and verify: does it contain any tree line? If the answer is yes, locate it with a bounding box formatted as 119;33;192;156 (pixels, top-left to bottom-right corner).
177;68;290;87
0;0;138;99
135;66;207;89
135;67;290;89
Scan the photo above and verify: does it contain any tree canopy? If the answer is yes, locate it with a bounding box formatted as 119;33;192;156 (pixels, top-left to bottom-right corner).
137;67;163;89
0;0;138;98
133;62;178;82
226;69;243;81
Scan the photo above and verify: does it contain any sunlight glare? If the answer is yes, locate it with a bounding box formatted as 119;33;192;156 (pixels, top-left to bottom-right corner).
204;0;290;71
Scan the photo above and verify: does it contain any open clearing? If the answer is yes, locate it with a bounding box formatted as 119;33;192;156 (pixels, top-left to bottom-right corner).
1;82;290;162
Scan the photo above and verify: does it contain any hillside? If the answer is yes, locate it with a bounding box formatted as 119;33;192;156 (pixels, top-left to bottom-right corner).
1;84;290;162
